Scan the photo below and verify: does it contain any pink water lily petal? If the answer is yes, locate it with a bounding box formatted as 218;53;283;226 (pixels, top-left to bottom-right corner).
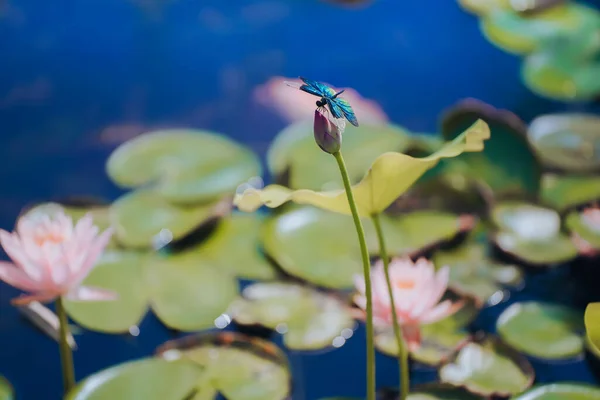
401;323;422;351
0;261;42;292
67;286;118;302
0;230;44;282
71;228;113;288
420;300;464;324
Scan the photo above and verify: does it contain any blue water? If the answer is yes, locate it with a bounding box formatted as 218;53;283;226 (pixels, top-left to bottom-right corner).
1;1;600;399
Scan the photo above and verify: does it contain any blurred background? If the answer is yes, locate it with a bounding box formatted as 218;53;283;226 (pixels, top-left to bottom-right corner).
1;0;600;399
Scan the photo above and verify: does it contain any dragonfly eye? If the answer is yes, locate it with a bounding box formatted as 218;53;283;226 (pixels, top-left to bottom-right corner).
316;99;326;107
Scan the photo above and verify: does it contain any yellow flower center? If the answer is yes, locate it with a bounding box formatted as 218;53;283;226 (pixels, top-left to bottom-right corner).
394;279;415;290
34;231;66;246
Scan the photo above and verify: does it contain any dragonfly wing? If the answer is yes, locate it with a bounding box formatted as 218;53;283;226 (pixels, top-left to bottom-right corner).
299;77;337;98
326;98;345;119
335;98;359;127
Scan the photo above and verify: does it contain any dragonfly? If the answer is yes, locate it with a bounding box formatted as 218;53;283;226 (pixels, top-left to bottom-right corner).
285;77;359;127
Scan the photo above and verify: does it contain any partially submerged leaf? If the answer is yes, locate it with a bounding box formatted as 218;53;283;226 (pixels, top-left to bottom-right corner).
235;120;490;216
513;382;600;399
585;303;600;354
156;332;291;400
261;207;362;289
541;174;600;211
267;121;412;191
566;209;600;250
528;113;600;172
481;2;600;55
147;251;238;331
522;28;600;102
407;383;484;399
66;358;202;400
197;213;277;280
229;282;355;350
491;202;578;265
110;189;229;249
439;338;534;397
433;243;523;306
64;250;149;333
496;301;584;360
106;129;262;204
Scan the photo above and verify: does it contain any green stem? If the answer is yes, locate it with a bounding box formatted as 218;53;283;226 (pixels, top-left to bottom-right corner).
56;297;75;394
332;151;376;400
371;213;409;400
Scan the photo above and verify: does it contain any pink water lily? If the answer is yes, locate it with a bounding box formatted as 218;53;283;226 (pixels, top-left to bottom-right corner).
354;257;462;351
0;211;116;305
582;206;600;234
254;76;389;125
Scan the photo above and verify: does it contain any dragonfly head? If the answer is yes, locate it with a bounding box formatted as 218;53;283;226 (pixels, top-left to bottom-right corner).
316;98;327;107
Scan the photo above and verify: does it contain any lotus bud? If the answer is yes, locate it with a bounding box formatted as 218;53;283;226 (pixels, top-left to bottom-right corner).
313;109;343;154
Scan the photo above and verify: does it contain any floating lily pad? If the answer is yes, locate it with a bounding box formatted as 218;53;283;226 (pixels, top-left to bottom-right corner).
433;242;523;306
585;303;600;354
528;114;600;172
375;299;477;366
491;202;577;265
567;210;600;250
228;282;354;351
147;251;238;331
513;383;600;399
196;213;277;280
481;3;600;55
497;301;584;360
408;383;484;400
20;202;117;248
110;189;230;249
267;120;412;191
156;332;291;400
439;337;534;397
64;250;150;333
261;207;362;289
0;376;13;400
541;174;600;211
441;99;540;198
367;211;465;256
66;357;202;400
458;0;563;17
522;29;600;102
106;129;262;204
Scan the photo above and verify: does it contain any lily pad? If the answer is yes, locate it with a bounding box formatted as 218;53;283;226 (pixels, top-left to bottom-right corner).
110;189;230;249
267;120;412;191
228;282;355;351
541;174;600;211
528;114;600;172
156;332;291;400
458;0;563;17
522;29;600;101
585;303;600;354
441;99;540;198
375;299;477;366
195;213;277;280
433;242;523;306
261;206;362;289
496;301;584;360
235;120;490;216
408;383;484;399
367;210;465;256
64;250;150;333
0;376;13;400
106;129;262;204
66;357;202;400
481;3;600;55
491;202;578;265
147;251;238;331
439;338;534;397
513;383;600;399
567;209;600;250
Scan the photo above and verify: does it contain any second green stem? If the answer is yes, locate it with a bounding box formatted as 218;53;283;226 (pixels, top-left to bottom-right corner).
333;151;376;400
371;213;409;400
56;297;76;395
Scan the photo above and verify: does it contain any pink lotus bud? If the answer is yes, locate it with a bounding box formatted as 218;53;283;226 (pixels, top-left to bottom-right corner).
313;109;342;154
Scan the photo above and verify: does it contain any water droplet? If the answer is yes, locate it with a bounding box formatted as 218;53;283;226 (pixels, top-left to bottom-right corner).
214;314;232;329
275;323;288;334
341;328;353;339
129;325;140;337
332;336;346;348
